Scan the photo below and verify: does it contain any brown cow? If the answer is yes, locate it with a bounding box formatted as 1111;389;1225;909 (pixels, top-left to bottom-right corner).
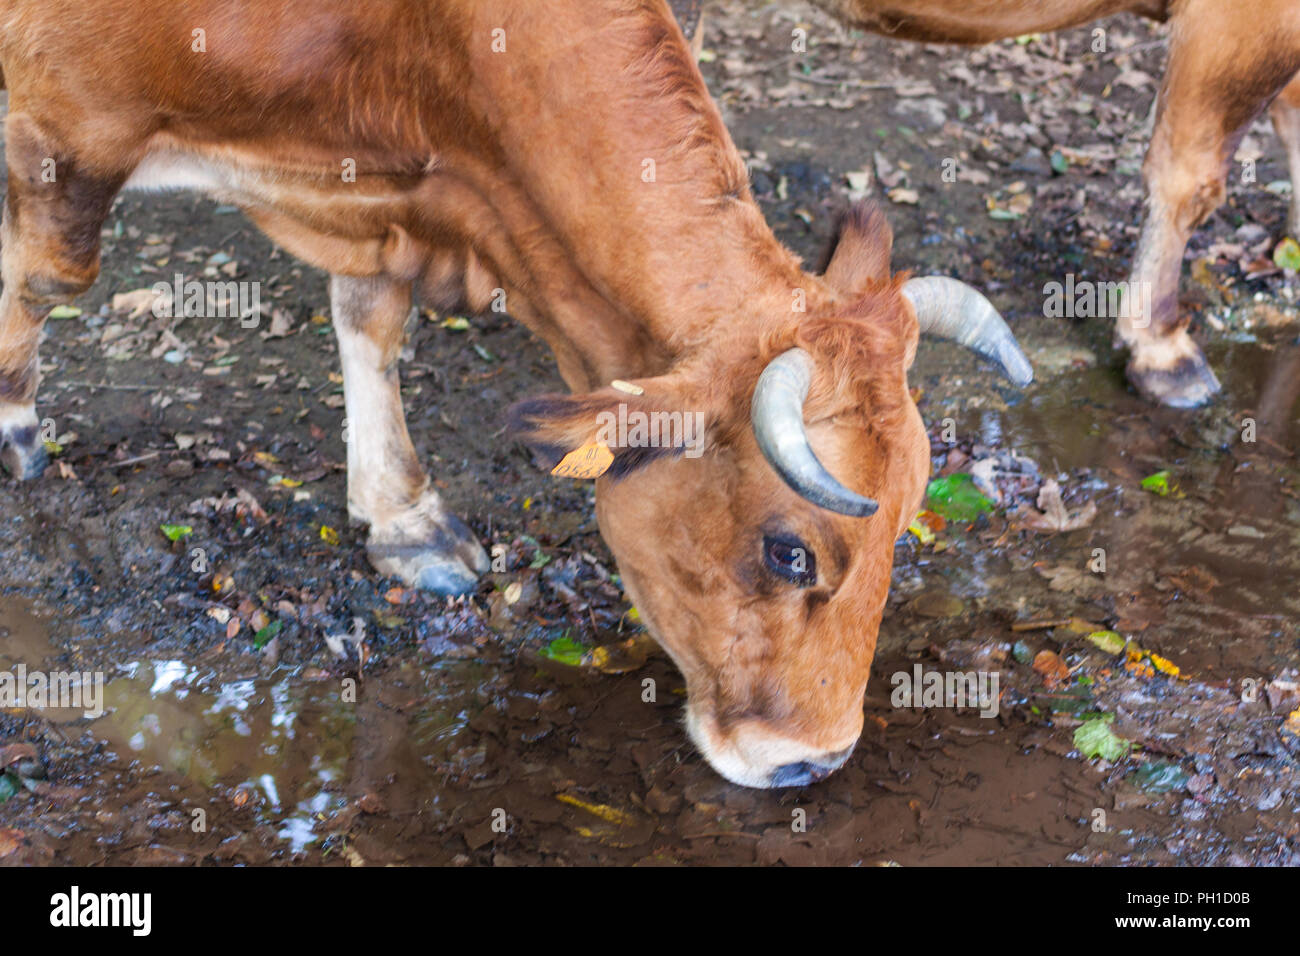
0;0;1029;787
680;0;1300;408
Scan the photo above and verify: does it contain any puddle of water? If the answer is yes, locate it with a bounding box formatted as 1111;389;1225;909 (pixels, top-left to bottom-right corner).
93;655;497;852
0;598;102;725
0;597;491;854
930;332;1300;681
94;662;356;851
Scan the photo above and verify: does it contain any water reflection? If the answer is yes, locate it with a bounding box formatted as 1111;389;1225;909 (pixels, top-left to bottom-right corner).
96;661;356;852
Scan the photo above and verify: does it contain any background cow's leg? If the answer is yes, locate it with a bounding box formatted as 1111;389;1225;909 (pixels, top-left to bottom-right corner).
0;113;122;478
1269;71;1300;239
330;273;489;596
1120;13;1300;406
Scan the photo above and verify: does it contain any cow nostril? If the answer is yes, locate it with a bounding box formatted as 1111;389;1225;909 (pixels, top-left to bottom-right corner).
770;761;817;788
769;746;855;788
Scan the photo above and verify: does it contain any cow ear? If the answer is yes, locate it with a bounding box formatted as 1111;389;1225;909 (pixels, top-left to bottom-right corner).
819;202;894;295
508;379;711;479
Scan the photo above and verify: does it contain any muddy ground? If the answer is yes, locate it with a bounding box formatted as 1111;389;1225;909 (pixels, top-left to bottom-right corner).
1;1;1299;867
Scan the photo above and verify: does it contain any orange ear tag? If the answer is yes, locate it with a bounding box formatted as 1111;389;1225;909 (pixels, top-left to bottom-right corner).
551;440;615;480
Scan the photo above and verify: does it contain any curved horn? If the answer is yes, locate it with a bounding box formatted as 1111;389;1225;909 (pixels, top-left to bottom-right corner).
902;276;1034;387
751;348;879;518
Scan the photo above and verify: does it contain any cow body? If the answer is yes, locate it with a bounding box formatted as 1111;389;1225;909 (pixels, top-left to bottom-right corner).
774;0;1300;406
0;0;1028;787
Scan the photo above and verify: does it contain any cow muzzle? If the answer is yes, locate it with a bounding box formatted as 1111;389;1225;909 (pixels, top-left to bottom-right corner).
685;705;860;788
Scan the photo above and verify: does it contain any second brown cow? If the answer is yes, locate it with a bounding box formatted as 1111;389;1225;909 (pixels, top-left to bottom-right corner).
682;0;1300;407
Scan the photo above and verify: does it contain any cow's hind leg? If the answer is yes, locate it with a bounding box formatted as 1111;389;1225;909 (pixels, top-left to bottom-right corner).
1269;71;1300;239
0;114;123;477
331;273;489;596
1120;5;1300;406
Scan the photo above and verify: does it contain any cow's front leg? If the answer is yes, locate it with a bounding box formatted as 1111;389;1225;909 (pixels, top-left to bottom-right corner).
0;293;49;480
330;274;489;596
1;114;124;477
1119;14;1300;407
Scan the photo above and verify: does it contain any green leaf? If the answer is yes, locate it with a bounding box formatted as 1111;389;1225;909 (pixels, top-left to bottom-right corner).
48;305;82;320
1086;630;1126;655
1049;149;1070;175
160;523;193;542
925;473;994;522
0;772;17;803
1274;237;1300;272
540;634;588;667
1140;470;1178;497
440;316;470;331
1074;715;1130;762
253;619;283;649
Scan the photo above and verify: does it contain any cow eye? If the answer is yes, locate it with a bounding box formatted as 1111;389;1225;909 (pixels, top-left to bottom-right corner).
763;535;816;586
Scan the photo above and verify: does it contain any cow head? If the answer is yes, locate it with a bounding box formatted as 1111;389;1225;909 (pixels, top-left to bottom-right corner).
512;205;1031;787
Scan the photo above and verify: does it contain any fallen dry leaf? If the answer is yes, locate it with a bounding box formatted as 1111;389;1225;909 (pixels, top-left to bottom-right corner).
0;743;38;769
1032;649;1071;688
111;288;161;320
1016;479;1097;533
0;829;25;859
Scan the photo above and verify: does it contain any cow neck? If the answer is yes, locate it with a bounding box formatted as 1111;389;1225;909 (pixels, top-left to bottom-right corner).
456;4;840;384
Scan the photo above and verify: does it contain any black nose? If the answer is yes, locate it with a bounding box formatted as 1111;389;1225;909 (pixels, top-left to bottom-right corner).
770;746;854;788
770;761;822;788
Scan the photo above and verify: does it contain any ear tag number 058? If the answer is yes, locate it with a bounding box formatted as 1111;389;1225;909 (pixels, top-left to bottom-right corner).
551;440;614;479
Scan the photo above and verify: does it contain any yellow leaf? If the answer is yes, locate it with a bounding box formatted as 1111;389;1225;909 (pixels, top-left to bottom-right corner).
1146;650;1182;679
555;793;636;826
320;525;340;546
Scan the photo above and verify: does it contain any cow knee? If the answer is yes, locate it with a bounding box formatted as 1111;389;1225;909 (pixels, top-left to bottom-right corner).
1174;177;1227;235
1143;139;1227;236
2;114;122;306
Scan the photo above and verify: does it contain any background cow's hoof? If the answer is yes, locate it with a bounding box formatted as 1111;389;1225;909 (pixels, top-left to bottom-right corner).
1125;333;1222;408
366;504;490;597
0;420;48;481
